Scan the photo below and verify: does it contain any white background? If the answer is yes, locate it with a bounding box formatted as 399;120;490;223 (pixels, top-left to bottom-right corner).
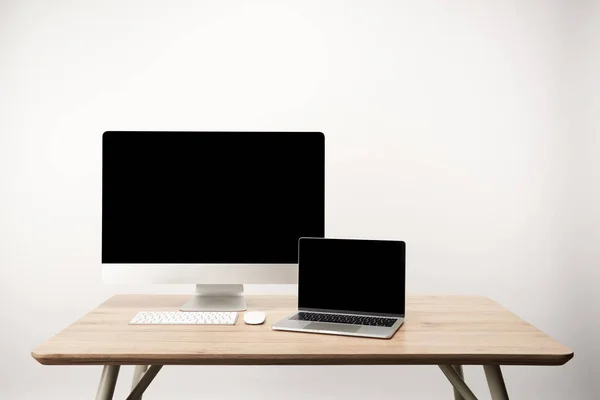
1;0;599;398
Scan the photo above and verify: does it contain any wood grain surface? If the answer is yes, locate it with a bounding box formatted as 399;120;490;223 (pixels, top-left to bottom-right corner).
31;295;573;366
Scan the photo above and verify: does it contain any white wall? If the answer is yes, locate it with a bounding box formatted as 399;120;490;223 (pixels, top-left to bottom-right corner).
1;0;597;398
564;1;600;397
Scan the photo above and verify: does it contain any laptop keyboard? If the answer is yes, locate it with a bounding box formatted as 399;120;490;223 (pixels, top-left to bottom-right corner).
291;312;397;327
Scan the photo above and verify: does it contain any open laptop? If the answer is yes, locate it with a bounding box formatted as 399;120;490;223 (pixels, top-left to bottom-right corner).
272;238;405;339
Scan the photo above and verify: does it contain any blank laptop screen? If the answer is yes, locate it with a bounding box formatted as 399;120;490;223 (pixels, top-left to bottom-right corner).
298;238;406;316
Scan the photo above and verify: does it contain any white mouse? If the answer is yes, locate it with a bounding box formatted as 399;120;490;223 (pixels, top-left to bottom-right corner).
244;311;266;325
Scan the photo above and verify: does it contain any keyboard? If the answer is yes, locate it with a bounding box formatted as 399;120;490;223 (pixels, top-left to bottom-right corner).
129;311;238;325
291;312;397;327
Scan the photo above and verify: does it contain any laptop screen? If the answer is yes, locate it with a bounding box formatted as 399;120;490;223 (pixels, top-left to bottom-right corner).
298;238;406;316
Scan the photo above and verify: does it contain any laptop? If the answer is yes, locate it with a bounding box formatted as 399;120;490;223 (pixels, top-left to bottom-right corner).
272;238;405;339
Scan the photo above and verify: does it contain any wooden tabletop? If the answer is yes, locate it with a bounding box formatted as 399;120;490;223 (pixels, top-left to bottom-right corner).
31;295;573;366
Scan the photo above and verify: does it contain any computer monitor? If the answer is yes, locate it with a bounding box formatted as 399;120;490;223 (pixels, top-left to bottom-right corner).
102;131;325;311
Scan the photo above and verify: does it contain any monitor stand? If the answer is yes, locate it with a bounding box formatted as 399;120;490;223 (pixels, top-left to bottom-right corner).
180;284;247;312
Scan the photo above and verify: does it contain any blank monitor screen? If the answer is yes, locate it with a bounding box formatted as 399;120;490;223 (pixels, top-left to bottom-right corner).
298;238;406;316
102;131;325;264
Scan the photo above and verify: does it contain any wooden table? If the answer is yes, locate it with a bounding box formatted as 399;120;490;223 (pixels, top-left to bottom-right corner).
32;295;573;400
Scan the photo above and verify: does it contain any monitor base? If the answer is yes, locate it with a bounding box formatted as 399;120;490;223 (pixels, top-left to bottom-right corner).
180;284;247;311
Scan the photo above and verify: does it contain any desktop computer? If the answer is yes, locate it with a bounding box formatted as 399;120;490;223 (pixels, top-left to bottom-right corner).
102;131;325;311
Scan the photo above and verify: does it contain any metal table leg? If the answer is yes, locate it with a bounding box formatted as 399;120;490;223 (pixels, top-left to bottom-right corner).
131;365;148;395
95;365;120;400
439;365;479;400
126;365;162;400
452;365;465;400
484;365;510;400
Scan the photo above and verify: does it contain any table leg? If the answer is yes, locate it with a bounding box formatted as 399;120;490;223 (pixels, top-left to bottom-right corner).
126;365;163;400
484;365;510;400
439;365;479;400
131;365;148;394
452;365;465;400
95;365;120;400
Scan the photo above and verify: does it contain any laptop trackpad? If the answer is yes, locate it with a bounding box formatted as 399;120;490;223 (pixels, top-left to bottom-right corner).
305;323;361;333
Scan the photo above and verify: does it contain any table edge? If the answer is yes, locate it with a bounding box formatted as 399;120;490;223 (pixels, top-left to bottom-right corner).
31;350;574;366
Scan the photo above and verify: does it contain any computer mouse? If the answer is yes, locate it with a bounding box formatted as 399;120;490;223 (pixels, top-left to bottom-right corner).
244;311;266;325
